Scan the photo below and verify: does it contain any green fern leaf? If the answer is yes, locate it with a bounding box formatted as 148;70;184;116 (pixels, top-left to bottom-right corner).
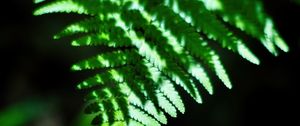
210;0;289;54
129;105;160;126
158;77;185;114
34;0;289;125
34;0;89;15
71;49;139;70
71;28;132;47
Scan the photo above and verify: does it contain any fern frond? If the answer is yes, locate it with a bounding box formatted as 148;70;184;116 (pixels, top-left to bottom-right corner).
34;0;289;125
143;101;167;124
71;28;132;47
54;17;115;39
128;92;167;124
159;78;185;114
34;0;121;16
128;119;144;126
156;92;177;118
76;69;123;90
149;5;231;89
34;0;89;15
209;0;289;54
129;105;160;126
71;49;140;70
169;0;260;64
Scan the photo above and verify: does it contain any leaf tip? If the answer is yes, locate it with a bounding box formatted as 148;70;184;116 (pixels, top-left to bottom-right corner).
237;42;260;65
72;65;82;71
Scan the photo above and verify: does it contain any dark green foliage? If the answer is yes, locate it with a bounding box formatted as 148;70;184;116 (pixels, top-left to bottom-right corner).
34;0;288;125
292;0;300;5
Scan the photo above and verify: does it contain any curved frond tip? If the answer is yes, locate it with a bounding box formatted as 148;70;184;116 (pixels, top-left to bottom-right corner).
34;0;88;15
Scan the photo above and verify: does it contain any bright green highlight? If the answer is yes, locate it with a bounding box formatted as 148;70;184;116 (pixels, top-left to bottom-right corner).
34;0;87;15
34;0;45;4
237;42;260;65
201;0;223;10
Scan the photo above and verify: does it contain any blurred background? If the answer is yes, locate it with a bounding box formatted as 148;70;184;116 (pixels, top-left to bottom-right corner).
1;0;299;126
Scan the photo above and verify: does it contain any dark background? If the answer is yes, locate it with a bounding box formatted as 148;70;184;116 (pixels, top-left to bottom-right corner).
1;0;299;126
